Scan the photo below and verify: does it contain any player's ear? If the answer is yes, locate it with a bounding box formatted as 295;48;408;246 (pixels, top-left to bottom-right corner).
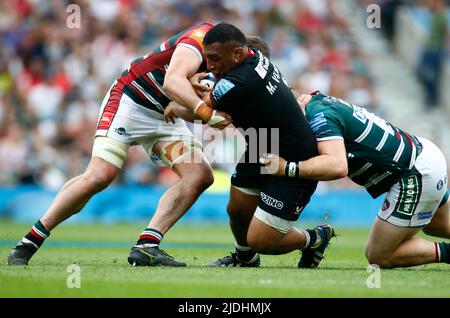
233;47;244;64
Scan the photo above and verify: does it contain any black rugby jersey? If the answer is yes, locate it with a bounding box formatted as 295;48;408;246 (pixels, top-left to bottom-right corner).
211;49;318;162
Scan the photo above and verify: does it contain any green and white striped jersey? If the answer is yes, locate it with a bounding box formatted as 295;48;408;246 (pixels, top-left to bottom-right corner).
306;92;422;198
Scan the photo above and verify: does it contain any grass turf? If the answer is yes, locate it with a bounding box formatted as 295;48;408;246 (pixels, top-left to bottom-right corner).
0;221;449;298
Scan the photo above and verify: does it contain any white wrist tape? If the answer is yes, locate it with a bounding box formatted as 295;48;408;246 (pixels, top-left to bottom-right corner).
207;110;226;126
288;162;296;178
193;100;205;114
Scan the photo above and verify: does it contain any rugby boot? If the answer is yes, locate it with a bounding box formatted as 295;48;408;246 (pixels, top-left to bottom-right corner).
208;252;260;267
298;224;336;268
8;241;38;266
128;245;186;267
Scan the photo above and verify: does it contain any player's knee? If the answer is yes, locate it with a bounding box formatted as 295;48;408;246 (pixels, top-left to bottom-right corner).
82;166;117;193
226;203;241;219
246;232;267;253
184;164;214;192
226;202;253;220
246;230;277;254
365;247;394;269
200;166;215;188
368;257;394;269
196;165;214;189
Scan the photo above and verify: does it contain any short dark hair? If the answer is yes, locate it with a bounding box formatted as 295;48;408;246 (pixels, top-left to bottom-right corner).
246;36;271;59
203;23;247;46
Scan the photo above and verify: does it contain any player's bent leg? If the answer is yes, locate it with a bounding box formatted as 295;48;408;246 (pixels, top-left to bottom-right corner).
8;137;125;266
41;157;121;230
423;198;450;238
208;186;260;267
227;186;259;247
128;140;213;267
247;213;301;255
297;224;336;269
147;140;213;233
246;207;335;268
365;218;435;268
369;138;450;268
41;137;126;230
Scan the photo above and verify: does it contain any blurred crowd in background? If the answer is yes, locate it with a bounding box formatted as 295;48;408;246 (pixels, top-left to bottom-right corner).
0;0;448;190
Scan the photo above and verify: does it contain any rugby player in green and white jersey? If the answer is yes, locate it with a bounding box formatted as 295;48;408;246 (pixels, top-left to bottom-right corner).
261;92;450;268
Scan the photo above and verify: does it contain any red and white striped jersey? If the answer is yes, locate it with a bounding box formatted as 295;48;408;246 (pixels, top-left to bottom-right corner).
104;22;213;117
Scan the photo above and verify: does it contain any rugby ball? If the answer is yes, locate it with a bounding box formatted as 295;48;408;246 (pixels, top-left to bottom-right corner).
199;73;216;89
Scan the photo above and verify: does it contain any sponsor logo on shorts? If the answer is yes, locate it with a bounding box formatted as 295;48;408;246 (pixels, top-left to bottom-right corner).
294;206;303;215
260;192;284;210
150;152;163;165
98;112;114;129
417;211;433;221
397;175;420;216
100;115;111;123
114;127;131;137
437;180;444;191
382;199;390;211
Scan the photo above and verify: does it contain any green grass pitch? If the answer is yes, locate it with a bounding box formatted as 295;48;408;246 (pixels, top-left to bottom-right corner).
0;221;449;298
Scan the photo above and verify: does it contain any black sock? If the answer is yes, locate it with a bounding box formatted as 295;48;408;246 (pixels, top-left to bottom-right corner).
235;243;256;262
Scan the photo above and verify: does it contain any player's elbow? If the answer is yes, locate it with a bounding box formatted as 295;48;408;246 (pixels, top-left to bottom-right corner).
335;164;348;179
163;72;185;97
162;77;177;96
330;159;348;179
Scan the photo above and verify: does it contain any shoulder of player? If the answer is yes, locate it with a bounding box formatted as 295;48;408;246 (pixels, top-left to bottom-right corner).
306;101;348;130
306;100;333;117
175;22;213;49
179;22;212;40
218;62;254;89
212;75;243;101
212;51;262;95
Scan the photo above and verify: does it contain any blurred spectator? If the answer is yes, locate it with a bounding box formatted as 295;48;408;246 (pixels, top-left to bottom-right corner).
378;0;406;43
416;0;449;107
0;122;29;184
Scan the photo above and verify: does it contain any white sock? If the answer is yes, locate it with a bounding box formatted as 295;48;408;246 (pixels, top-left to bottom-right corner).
235;242;253;252
296;228;311;250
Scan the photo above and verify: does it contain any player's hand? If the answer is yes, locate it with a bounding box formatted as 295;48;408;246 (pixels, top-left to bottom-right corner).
164;103;179;124
209;110;232;130
259;153;286;176
190;72;212;97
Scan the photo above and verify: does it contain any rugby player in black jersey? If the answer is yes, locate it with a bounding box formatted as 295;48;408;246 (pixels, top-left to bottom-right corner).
166;24;335;268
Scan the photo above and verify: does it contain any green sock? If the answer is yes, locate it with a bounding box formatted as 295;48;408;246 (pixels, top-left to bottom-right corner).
437;242;450;264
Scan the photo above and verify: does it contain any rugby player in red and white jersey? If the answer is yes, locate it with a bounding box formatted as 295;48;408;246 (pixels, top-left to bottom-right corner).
8;22;232;267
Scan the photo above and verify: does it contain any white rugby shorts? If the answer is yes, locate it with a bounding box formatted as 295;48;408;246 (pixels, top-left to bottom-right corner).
93;86;200;167
378;138;448;227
